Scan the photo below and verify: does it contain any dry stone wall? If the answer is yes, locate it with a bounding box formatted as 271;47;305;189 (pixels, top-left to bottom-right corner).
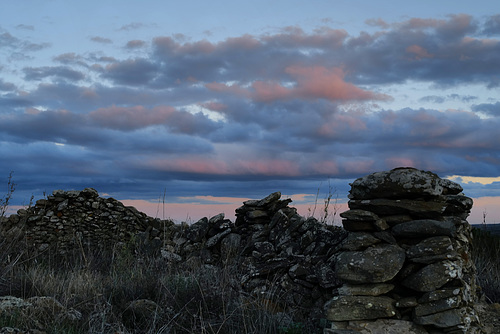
1;187;162;254
325;168;482;334
0;168;484;333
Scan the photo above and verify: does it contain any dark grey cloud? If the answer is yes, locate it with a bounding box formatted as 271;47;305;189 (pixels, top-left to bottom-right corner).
23;66;85;82
0;79;16;91
472;102;500;116
99;58;159;86
482;14;500;36
419;95;445;104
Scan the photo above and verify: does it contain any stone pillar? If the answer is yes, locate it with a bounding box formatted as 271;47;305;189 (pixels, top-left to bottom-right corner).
325;168;482;334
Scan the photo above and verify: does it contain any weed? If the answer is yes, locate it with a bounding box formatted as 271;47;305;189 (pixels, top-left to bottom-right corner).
0;171;15;219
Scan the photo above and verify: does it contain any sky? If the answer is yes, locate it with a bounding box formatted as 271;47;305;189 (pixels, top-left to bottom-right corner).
1;0;500;224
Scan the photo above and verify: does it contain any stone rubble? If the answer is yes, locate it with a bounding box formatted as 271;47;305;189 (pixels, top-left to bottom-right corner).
325;167;483;334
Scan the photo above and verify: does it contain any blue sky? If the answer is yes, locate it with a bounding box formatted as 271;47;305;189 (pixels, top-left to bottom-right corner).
1;0;500;223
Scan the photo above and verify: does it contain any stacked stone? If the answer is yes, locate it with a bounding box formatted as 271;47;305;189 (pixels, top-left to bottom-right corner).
234;192;347;320
325;168;482;334
1;188;164;254
163;192;347;322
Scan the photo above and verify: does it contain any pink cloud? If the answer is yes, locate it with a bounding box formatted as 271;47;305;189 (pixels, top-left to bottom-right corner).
285;66;391;101
252;81;290;102
317;112;368;138
207;66;391;103
148;158;230;175
144;157;301;177
234;159;301;176
311;161;340;175
406;45;434;60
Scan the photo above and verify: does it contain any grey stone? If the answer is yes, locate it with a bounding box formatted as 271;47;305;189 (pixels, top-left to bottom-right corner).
186;217;210;242
348;168;462;200
325;295;397;321
209;213;225;224
347;319;429;334
392;220;456;238
406;236;458;264
348;199;447;218
205;228;231;248
337;283;394;296
336;244;405;284
341;232;381;251
402;260;462;292
413;308;469;328
414;295;462;317
340;210;381;221
220;233;241;258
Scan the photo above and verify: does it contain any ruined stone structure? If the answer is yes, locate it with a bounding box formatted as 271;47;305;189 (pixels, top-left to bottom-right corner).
0;168;484;333
326;168;481;334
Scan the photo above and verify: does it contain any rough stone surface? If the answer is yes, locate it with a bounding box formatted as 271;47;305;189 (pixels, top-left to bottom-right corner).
402;260;462;292
344;319;429;334
325;295;397;321
328;168;482;334
336;244;406;283
348;167;463;200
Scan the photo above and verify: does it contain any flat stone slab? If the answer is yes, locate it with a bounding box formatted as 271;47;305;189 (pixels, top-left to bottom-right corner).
348;167;463;200
336;244;405;284
325;295;396;321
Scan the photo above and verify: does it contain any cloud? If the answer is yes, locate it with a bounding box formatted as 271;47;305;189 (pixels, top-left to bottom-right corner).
90;36;113;44
118;22;145;31
125;40;146;48
89;105;221;134
419;95;445;104
206;66;391;103
406;45;433;60
365;18;390;29
0;79;16;92
100;58;159;86
15;24;34;30
472;102;500;116
482;14;500;36
2;14;500;215
23;66;85;82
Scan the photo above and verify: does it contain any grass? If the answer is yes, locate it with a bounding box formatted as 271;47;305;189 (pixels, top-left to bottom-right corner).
471;227;500;303
0;238;317;333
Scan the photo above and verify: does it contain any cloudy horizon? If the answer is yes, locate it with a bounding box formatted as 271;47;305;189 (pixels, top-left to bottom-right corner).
1;1;500;224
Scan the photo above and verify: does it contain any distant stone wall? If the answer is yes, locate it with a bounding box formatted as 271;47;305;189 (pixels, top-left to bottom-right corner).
0;168;483;333
0;188;161;253
325;168;482;334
